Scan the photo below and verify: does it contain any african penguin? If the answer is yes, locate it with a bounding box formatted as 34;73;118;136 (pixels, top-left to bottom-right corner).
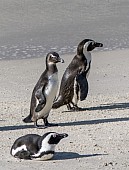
52;39;103;111
23;52;64;128
10;132;68;160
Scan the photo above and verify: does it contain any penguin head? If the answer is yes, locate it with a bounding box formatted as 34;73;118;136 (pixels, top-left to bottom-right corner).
77;39;103;55
84;40;103;52
46;52;64;65
41;132;68;146
47;132;68;145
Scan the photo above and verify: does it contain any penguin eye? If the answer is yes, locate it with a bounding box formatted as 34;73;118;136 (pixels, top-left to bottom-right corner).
50;54;55;59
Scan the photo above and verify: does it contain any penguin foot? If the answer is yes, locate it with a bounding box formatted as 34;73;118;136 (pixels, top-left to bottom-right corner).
34;121;47;129
43;118;58;127
67;104;72;111
67;104;81;112
35;123;58;129
71;107;81;111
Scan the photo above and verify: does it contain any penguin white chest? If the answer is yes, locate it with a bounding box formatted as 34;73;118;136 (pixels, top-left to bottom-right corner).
45;73;58;97
83;50;92;78
37;72;58;118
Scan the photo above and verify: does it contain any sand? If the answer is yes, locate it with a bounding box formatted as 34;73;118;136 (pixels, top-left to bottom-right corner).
0;49;129;170
0;0;129;169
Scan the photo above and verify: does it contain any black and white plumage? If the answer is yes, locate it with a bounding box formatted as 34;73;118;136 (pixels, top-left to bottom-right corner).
52;39;103;111
10;132;68;160
23;52;64;128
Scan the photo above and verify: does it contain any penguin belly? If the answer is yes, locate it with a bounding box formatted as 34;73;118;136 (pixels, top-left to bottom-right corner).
35;73;58;120
33;153;54;161
72;77;78;105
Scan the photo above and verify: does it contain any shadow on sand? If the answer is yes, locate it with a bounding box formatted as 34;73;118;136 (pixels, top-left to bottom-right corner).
0;124;34;131
86;102;129;111
54;152;107;160
65;102;129;112
63;102;129;112
1;102;129;131
1;116;129;131
59;117;129;127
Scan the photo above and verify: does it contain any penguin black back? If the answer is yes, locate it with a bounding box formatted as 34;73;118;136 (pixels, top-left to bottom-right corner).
23;52;64;128
52;39;103;110
10;132;68;160
52;46;87;109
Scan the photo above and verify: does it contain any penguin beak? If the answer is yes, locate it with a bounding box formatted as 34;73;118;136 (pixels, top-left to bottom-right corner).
95;42;103;47
58;133;68;139
58;57;64;63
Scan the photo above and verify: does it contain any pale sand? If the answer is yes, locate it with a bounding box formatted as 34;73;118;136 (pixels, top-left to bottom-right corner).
0;49;129;170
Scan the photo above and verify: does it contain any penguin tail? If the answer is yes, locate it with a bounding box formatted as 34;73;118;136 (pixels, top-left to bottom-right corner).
23;114;32;123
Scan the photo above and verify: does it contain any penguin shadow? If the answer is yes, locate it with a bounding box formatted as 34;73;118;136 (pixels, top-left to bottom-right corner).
1;102;129;131
54;152;107;160
86;102;129;111
59;116;129;127
59;102;129;127
62;102;129;112
0;124;34;131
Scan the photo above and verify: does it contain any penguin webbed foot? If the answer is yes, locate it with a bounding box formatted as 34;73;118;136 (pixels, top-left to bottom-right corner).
34;119;58;129
43;118;58;127
67;104;72;111
34;121;47;129
71;106;82;111
67;104;82;112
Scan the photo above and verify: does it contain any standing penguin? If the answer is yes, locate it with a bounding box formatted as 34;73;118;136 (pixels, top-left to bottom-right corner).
52;39;103;111
10;132;68;160
23;52;64;128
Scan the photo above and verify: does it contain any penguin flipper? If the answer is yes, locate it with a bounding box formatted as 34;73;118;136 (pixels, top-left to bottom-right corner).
35;87;46;112
76;73;88;101
52;96;64;109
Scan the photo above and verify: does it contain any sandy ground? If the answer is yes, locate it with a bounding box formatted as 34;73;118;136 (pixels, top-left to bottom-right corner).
0;1;129;170
0;49;129;170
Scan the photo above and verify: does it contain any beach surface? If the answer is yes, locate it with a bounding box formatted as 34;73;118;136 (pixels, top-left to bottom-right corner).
1;49;129;170
1;1;129;169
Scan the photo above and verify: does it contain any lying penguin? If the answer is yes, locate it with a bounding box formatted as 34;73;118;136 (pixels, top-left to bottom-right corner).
10;132;68;160
52;39;103;111
23;52;64;128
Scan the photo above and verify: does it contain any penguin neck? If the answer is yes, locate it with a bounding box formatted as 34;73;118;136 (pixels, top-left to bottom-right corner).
83;49;91;64
46;63;58;74
32;134;57;158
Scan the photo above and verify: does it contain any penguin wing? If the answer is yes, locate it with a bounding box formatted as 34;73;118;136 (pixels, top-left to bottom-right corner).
35;87;46;112
76;72;88;101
